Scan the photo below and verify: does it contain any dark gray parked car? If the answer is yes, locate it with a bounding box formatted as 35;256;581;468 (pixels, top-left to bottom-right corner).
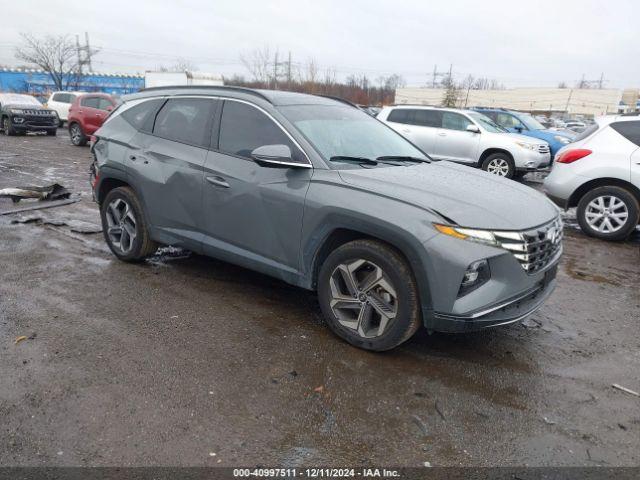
91;86;562;351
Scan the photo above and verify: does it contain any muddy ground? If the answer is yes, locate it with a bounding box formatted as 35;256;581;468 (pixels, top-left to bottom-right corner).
0;130;638;468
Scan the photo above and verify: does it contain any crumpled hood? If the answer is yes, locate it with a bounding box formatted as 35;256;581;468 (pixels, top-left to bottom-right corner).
338;161;558;230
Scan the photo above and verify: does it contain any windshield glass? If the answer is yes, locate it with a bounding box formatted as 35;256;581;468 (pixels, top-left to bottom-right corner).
518;113;546;130
0;94;41;107
468;112;508;133
279;105;429;166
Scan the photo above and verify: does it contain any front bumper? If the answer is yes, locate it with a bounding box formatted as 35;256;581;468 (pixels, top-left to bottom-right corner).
514;149;552;170
11;115;58;132
430;263;558;332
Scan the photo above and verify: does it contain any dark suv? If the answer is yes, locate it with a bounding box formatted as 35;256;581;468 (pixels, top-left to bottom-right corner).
0;93;59;136
91;86;562;351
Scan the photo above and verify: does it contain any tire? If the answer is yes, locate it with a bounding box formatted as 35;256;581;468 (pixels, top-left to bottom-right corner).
576;186;639;241
2;117;16;136
100;186;158;262
47;129;57;136
482;153;515;178
69;123;87;145
317;239;421;351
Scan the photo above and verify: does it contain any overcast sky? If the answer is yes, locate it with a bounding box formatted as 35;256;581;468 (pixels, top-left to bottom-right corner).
1;0;638;88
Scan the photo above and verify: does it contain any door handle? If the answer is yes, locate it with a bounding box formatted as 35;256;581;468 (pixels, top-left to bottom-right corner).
206;176;230;188
438;132;447;136
129;155;137;161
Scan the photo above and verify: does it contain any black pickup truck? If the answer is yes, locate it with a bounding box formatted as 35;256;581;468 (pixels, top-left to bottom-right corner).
0;93;58;136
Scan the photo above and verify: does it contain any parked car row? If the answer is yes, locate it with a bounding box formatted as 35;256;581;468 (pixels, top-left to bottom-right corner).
377;105;553;178
0;91;118;144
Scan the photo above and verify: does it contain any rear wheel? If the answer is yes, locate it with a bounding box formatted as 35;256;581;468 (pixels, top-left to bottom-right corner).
69;123;86;145
100;187;158;262
318;239;421;351
577;186;639;241
482;153;515;178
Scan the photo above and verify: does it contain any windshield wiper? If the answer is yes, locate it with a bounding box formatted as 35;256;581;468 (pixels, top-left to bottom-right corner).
376;155;430;163
329;156;378;165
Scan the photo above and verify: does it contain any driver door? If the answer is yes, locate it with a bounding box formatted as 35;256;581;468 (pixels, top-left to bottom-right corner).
201;99;312;278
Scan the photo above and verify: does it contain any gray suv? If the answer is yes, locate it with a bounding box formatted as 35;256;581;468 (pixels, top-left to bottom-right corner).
91;87;562;351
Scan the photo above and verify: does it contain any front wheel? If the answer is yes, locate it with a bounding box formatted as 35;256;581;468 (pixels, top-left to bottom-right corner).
2;117;16;136
482;153;515;178
100;187;158;262
577;186;639;241
317;239;421;351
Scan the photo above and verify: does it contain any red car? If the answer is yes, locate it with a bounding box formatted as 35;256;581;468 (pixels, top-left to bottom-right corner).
67;93;117;146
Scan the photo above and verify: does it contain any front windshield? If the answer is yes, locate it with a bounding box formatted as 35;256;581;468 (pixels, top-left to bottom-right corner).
518;114;546;130
0;94;41;107
279;104;429;165
468;112;508;133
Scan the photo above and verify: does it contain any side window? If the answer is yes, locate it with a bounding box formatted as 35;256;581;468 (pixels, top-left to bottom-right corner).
610;121;640;147
413;110;442;128
81;97;100;109
219;100;303;162
120;98;164;131
441;112;472;131
52;93;63;102
387;109;410;124
152;98;215;148
98;98;114;111
496;113;522;129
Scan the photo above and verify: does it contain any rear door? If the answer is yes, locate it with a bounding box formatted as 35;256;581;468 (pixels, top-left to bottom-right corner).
610;121;640;188
79;96;102;133
384;108;441;155
432;112;480;164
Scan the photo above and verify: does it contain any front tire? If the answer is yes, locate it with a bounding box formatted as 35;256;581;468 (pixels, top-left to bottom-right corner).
100;187;158;262
577;186;639;241
2;117;16;136
482;153;515;178
317;239;421;351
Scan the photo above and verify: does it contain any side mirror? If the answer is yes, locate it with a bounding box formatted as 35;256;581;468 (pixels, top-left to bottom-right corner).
466;124;480;133
514;126;524;133
251;144;306;168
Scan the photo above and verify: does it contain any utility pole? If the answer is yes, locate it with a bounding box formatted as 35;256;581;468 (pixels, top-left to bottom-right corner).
564;88;574;114
432;65;437;88
286;51;292;88
598;72;604;89
273;50;278;89
75;32;95;76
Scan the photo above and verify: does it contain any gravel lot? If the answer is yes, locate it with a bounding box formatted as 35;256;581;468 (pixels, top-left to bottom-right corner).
0;130;638;467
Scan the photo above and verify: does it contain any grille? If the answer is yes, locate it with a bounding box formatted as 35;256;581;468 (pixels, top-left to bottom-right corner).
494;217;563;274
538;144;550;154
22;109;52;116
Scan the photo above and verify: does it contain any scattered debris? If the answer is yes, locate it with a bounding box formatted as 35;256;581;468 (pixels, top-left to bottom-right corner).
0;184;70;203
0;197;80;216
434;400;446;420
146;246;192;266
618;423;627;431
612;384;640;397
411;414;429;437
288;370;298;378
313;385;324;394
423;461;431;467
543;416;557;425
14;336;28;345
10;215;102;234
209;452;217;457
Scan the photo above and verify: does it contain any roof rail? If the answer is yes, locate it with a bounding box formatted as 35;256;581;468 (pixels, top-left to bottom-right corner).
317;94;359;108
138;85;273;103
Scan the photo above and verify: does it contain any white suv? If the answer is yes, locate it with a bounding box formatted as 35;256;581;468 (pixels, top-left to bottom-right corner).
45;91;84;126
377;106;551;178
544;115;640;241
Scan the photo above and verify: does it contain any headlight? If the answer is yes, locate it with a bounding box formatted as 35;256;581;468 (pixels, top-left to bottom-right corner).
433;224;500;246
554;135;570;144
515;141;537;151
9;108;24;114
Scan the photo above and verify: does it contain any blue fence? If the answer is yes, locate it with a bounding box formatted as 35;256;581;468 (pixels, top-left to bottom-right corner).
0;69;144;97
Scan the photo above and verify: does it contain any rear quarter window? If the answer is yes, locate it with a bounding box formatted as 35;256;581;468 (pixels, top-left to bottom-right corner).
610;121;640;147
120;98;165;131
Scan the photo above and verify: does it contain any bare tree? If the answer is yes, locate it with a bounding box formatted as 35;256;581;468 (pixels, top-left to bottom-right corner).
15;33;80;90
558;81;568;89
240;46;272;83
441;76;460;107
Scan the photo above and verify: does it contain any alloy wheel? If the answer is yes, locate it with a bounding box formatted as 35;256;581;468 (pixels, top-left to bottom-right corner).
70;125;82;144
105;198;137;254
585;195;629;233
486;158;510;176
328;259;398;338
